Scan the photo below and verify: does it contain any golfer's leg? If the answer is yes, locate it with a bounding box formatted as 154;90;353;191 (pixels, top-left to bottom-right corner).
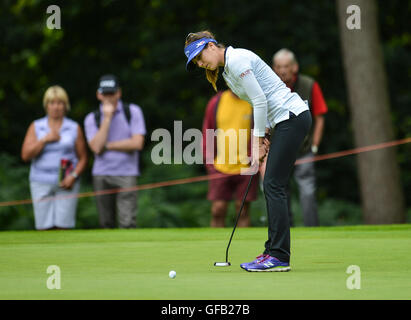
263;111;312;262
262;137;293;262
286;182;294;227
93;176;116;228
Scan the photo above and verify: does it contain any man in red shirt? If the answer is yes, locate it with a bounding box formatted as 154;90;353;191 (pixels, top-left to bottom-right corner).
269;48;328;226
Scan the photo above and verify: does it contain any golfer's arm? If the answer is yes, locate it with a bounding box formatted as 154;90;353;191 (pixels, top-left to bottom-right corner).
240;70;267;138
88;117;112;155
106;134;145;152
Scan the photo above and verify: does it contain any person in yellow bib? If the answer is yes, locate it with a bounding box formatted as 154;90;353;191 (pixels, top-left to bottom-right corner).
202;89;259;227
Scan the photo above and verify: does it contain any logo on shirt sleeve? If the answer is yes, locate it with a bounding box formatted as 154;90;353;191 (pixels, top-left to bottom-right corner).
239;69;252;79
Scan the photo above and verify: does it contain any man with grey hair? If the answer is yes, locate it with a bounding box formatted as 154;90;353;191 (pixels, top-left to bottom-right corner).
267;48;328;226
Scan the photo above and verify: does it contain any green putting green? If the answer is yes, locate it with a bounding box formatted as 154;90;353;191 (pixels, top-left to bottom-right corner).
0;224;410;300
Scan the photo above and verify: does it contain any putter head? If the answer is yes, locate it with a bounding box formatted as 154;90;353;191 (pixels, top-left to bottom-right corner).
214;262;231;267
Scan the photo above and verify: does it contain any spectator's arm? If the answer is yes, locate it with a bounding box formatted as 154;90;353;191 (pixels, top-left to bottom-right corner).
312;115;325;150
21;122;49;161
106;134;145;152
105;104;146;152
88;115;112;155
310;82;328;151
59;125;89;190
73;126;88;176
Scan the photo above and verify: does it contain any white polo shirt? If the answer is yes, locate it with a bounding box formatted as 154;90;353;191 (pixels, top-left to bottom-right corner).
222;46;309;137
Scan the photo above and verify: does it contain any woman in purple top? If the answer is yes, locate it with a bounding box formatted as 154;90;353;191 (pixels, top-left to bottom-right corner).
21;86;88;230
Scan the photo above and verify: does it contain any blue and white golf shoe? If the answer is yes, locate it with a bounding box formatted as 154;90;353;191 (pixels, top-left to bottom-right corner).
241;255;291;272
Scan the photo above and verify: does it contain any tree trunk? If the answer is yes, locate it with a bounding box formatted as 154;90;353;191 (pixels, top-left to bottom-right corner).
336;0;405;224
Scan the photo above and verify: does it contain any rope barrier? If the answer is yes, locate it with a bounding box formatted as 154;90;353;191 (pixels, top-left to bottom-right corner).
0;137;409;208
295;137;411;165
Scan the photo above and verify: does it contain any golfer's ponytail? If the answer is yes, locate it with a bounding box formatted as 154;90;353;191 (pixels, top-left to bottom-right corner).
185;30;224;92
206;68;219;92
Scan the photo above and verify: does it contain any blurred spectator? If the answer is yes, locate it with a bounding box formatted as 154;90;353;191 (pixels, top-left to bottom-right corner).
84;75;146;228
203;89;259;227
261;49;328;226
21;85;88;230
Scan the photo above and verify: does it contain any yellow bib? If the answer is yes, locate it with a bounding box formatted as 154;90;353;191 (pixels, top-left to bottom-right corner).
214;91;252;174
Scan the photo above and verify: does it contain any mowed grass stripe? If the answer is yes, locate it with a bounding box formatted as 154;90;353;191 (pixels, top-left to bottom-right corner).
0;225;410;299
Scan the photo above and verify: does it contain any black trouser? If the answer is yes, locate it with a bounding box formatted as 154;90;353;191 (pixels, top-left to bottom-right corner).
263;110;312;262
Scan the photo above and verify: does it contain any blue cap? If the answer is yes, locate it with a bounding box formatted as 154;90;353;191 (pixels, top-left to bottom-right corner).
184;38;217;71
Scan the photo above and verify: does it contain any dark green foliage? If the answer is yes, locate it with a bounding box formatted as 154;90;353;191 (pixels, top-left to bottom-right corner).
0;154;33;230
0;1;409;229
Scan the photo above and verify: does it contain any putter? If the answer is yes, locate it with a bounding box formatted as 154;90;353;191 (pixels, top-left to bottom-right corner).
214;174;255;267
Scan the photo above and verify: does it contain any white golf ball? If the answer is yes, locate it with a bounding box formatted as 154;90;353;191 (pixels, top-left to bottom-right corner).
169;270;176;279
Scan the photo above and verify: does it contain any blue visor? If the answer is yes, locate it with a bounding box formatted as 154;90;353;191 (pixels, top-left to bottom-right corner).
184;38;217;71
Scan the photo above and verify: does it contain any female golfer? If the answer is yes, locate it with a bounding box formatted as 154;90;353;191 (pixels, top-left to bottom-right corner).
184;31;312;271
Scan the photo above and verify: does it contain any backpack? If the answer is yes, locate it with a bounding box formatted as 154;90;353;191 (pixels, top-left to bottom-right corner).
93;102;131;128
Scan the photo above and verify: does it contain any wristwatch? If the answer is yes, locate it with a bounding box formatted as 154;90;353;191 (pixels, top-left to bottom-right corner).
311;145;318;154
70;171;79;179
